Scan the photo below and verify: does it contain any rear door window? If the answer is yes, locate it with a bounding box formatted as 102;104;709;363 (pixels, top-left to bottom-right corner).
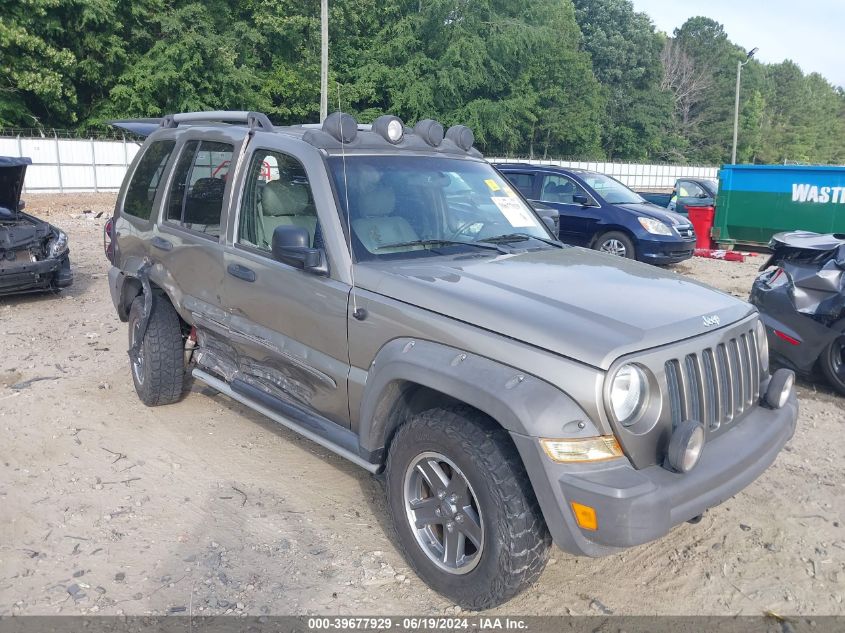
503;172;535;198
164;140;233;237
122;140;175;220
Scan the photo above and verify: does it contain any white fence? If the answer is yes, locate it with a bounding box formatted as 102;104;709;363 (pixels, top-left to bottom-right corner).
0;135;141;193
488;158;719;191
1;136;719;194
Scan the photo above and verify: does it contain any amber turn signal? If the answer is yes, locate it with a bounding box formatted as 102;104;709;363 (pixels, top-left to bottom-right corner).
540;436;623;463
570;502;598;531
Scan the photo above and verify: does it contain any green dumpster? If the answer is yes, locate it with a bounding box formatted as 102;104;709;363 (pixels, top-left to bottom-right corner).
712;164;845;249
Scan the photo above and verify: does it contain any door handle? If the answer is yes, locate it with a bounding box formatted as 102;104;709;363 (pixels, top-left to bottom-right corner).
227;263;256;282
151;236;172;251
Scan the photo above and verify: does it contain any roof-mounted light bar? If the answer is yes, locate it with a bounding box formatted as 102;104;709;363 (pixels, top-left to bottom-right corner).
314;112;475;153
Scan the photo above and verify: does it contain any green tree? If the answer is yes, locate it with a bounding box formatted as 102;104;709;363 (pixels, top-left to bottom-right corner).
0;0;78;126
347;0;605;156
572;0;672;160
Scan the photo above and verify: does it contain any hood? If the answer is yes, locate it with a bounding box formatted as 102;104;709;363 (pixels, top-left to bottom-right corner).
356;247;754;369
0;157;31;214
617;201;691;227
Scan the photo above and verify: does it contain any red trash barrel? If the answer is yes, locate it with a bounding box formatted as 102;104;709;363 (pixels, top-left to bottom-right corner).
687;205;716;250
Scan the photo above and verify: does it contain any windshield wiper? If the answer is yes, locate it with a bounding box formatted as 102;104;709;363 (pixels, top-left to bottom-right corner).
374;239;507;253
482;233;565;248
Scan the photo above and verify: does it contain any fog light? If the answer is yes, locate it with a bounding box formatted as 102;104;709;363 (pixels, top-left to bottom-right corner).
570;502;597;531
765;368;795;409
665;420;705;473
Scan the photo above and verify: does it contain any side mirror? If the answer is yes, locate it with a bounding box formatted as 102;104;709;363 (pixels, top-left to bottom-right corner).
271;225;324;272
572;193;590;206
541;215;556;233
17;200;26;211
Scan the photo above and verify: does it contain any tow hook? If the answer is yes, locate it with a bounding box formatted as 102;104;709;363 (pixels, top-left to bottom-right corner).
687;513;704;524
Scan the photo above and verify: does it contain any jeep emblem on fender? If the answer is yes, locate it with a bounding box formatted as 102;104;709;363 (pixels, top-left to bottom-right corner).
703;314;721;327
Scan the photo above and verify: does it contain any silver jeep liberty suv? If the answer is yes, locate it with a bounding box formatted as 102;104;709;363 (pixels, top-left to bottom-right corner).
105;110;798;608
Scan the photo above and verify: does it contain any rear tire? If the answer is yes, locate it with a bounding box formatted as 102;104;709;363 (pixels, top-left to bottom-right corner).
595;231;636;259
819;322;845;396
385;406;550;609
128;294;185;406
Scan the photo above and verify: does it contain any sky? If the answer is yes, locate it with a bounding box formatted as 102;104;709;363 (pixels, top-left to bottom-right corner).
628;0;845;88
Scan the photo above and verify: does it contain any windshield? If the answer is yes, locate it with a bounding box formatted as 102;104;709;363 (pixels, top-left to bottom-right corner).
327;156;549;261
579;172;644;205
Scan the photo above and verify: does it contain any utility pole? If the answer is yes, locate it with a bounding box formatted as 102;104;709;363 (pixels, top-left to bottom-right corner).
731;47;758;164
320;0;329;123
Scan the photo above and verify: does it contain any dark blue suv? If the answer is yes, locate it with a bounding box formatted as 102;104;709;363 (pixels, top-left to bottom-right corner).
495;163;696;265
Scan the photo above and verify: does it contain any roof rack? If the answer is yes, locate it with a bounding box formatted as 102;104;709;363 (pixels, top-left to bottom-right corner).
159;111;274;132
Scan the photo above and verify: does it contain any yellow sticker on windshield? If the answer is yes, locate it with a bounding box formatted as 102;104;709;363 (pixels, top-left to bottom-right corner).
484;179;501;192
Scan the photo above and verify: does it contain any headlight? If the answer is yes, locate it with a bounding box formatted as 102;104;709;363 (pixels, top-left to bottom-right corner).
637;217;673;236
755;319;770;373
47;231;68;258
609;364;648;425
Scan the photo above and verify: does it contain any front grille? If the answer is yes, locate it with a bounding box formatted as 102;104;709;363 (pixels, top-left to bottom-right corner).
664;328;761;432
676;226;695;240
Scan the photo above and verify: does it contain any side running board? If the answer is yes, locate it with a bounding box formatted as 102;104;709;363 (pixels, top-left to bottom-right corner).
192;368;380;473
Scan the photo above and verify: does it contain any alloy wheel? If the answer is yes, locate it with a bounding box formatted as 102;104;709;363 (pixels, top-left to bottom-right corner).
600;238;627;257
403;451;484;575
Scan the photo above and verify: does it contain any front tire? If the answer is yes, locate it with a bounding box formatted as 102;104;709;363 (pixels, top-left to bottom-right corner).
128;294;185;406
595;231;636;259
385;406;550;609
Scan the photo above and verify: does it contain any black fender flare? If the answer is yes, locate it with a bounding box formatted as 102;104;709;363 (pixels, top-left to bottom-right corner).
357;338;600;454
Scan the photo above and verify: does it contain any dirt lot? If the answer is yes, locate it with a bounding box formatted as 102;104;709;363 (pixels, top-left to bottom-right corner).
1;194;843;617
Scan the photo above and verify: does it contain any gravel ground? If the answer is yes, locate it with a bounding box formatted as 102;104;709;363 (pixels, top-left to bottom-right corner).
1;194;843;617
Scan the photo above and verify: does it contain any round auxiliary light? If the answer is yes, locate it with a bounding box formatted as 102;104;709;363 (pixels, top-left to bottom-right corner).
666;420;705;473
609;364;648;426
414;119;445;147
445;125;475;151
322;111;358;144
373;115;405;144
765;368;795;409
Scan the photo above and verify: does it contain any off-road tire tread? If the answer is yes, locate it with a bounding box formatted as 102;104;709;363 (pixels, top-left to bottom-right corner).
129;295;184;406
386;406;550;609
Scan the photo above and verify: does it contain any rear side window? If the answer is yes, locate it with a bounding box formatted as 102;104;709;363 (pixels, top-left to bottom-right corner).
503;172;534;198
122;140;175;220
164;140;233;237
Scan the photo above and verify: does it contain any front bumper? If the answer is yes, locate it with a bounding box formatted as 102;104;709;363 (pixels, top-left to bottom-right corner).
511;394;798;557
639;237;696;265
0;253;72;296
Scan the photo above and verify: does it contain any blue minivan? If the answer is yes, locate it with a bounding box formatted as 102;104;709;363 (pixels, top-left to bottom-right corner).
495;163;696;265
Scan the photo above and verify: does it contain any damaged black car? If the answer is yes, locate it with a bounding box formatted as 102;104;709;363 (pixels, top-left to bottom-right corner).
0;156;72;296
750;231;845;395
